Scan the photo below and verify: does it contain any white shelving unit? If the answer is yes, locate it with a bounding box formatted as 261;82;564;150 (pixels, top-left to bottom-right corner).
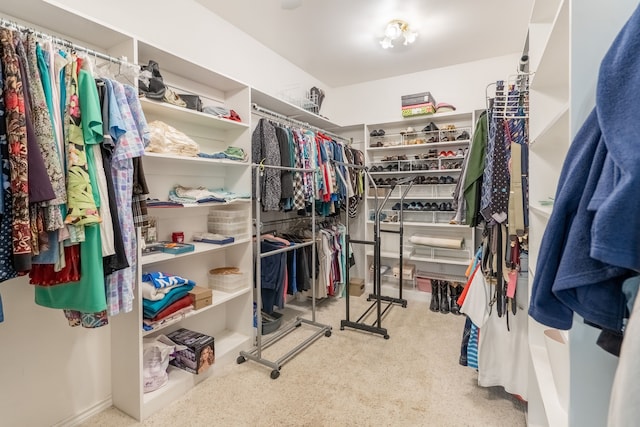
109;42;254;421
527;1;639;426
363;112;479;301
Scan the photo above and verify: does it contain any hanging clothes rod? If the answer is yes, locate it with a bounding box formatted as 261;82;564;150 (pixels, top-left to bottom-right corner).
251;103;347;143
255;216;311;227
0;17;131;65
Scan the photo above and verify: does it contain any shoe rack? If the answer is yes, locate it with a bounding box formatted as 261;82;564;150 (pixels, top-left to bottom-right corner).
363;111;481;302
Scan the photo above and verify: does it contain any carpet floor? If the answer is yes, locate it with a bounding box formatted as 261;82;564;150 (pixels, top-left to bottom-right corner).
83;295;527;427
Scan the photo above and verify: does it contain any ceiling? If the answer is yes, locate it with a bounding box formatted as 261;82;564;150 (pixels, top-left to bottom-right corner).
197;0;533;88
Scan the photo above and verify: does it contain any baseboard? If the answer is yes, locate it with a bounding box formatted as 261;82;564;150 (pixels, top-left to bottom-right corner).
52;396;113;427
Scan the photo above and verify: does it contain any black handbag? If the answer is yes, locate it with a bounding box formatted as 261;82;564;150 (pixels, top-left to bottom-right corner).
179;94;203;112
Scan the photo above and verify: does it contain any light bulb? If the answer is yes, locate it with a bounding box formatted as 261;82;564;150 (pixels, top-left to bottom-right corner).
380;37;393;49
403;31;417;45
384;22;402;39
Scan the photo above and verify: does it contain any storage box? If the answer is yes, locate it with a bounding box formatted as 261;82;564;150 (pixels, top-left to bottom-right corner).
159;241;195;255
208;267;246;292
349;278;365;296
167;328;215;375
393;263;416;280
401;103;436;117
401;91;436;107
416;276;432;293
188;286;212;310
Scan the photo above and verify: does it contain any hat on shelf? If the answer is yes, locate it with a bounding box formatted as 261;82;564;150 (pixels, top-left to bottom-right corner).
436;103;456;113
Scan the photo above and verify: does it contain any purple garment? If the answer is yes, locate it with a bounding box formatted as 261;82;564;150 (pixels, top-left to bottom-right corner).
15;38;55;204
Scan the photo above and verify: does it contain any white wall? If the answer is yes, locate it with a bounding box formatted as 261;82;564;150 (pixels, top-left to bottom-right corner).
48;0;329;104
324;53;522;126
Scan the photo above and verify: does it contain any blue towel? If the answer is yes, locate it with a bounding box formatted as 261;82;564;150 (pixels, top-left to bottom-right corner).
528;5;640;331
591;6;640;272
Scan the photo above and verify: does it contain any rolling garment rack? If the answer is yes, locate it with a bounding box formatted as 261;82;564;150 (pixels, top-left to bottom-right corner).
238;105;332;379
334;161;413;339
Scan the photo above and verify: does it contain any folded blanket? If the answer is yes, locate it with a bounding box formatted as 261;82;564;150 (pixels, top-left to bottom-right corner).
142;272;195;289
143;282;195;319
141;281;172;301
409;235;464;249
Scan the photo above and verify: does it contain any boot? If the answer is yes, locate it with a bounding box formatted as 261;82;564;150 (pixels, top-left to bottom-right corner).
429;280;440;312
450;283;461;315
439;281;450;314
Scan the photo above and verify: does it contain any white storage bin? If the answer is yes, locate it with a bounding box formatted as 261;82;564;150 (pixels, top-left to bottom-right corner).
208;267;246;292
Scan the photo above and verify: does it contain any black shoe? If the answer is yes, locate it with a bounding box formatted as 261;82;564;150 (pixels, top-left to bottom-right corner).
450;283;462;315
422;122;439;132
429;280;440;312
439;281;450;314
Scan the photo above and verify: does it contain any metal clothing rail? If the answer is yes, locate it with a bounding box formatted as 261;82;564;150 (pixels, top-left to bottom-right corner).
334;162;411;339
0;17;131;65
252;103;347;142
238;163;331;379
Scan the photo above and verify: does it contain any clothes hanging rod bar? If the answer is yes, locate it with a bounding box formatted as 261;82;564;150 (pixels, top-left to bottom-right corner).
251;162;316;173
259;240;314;259
331;160;367;170
255;217;312;227
251;103;347;142
0;17;131;65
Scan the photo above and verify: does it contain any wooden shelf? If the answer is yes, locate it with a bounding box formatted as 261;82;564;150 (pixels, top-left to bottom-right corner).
141;239;250;266
142;287;252;336
251;88;340;130
146;199;251;209
366;220;467;228
530;103;569;145
530;342;569;427
529;203;553;219
143;151;250;166
141;330;251;417
366;140;469;151
140;98;249;131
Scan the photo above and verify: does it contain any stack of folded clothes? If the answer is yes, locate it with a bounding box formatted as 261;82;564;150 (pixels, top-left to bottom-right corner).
142;272;196;331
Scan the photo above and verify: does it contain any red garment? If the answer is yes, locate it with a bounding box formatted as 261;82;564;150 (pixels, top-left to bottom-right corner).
149;295;193;322
457;263;480;307
29;244;81;286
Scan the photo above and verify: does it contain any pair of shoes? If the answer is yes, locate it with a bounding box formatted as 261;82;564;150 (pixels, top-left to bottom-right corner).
429;280;440;312
401;162;411;171
449;282;462;315
422;122;439;132
456;131;470;140
369;165;384;172
438;150;456;157
370;129;386;137
422;202;439;211
391;203;409;211
370;141;383;148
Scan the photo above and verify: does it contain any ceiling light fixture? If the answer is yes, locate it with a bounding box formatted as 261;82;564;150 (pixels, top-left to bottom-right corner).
380;19;418;49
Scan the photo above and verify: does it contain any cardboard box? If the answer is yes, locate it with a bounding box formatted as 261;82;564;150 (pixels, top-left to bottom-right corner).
401;103;436;117
349;278;365;296
167;328;215;375
401;91;436;107
393;263;416;281
189;286;212;310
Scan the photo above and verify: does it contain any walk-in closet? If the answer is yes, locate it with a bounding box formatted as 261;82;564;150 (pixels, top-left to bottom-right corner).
0;1;638;426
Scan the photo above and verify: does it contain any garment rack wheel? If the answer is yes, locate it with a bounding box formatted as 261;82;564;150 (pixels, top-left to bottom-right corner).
325;330;332;337
270;369;280;380
236;356;247;364
384;334;390;340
